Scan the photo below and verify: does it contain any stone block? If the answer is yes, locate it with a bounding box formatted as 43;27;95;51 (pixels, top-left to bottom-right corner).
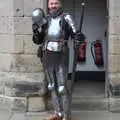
0;0;24;17
0;16;14;34
27;97;45;112
108;73;118;84
0;0;13;16
109;97;120;112
0;96;27;112
10;113;25;120
108;55;118;72
117;55;120;72
25;112;50;120
10;54;42;72
0;75;5;95
0;34;24;54
13;0;24;17
109;17;120;35
0;53;43;72
109;73;120;96
0;111;12;120
108;35;120;54
4;86;16;97
2;72;46;97
14;17;32;35
0;84;4;95
0;54;14;72
12;97;27;111
109;0;120;17
24;0;47;16
23;35;39;54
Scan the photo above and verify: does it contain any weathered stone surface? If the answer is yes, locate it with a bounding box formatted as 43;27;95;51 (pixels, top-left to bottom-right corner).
0;0;24;17
109;17;120;35
108;73;120;96
109;0;120;17
13;0;24;17
24;0;47;16
0;111;12;120
109;97;120;112
0;16;31;34
0;72;46;97
0;77;4;95
25;112;50;120
0;16;30;34
0;17;14;34
108;73;118;85
27;97;45;112
0;71;46;112
0;0;13;16
12;97;27;111
0;54;43;72
10;113;25;120
0;54;14;72
0;16;32;34
108;55;118;72
0;96;27;112
0;34;24;54
14;17;32;35
10;54;42;72
108;35;120;54
108;55;120;73
23;35;39;54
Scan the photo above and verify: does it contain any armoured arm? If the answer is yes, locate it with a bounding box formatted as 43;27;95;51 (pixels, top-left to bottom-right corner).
32;24;46;44
64;14;85;43
64;14;77;37
32;8;48;45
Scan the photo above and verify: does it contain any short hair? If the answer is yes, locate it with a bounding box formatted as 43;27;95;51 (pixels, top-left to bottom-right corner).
48;0;61;3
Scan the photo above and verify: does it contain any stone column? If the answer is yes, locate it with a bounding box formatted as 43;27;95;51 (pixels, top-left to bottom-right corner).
0;0;47;112
108;0;120;112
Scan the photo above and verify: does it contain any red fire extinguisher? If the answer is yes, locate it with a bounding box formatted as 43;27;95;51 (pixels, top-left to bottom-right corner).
91;40;104;67
77;40;87;62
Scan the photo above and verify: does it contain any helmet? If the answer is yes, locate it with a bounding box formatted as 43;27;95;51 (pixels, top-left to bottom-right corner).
32;8;47;26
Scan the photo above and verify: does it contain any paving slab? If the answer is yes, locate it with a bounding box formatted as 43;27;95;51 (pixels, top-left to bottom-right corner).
9;110;120;120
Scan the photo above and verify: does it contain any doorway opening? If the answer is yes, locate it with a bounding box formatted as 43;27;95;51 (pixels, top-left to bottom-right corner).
62;0;108;109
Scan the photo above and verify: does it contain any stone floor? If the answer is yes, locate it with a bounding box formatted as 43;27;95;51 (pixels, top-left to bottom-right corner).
72;80;105;97
1;110;120;120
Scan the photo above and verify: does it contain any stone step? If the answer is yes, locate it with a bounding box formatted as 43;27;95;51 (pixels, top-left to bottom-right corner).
72;96;108;110
10;110;120;120
46;96;109;111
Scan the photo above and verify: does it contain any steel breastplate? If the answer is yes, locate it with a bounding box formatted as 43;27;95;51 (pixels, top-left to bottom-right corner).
46;16;64;41
43;16;66;52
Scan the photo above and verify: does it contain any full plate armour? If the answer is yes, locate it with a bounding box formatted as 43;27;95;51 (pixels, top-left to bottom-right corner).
33;10;77;119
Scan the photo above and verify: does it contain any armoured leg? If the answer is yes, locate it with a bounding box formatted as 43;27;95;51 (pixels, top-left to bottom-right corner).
56;50;71;119
44;52;63;117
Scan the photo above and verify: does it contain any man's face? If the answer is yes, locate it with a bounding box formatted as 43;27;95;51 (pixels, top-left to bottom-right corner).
48;0;61;12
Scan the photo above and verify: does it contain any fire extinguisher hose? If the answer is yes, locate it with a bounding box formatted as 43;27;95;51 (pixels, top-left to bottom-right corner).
91;41;96;65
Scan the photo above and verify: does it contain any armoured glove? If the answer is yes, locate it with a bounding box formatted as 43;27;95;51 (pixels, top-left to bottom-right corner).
74;31;85;47
32;23;40;35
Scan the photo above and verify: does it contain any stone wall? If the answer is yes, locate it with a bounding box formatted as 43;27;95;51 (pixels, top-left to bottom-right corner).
1;0;120;113
0;0;47;112
108;0;120;111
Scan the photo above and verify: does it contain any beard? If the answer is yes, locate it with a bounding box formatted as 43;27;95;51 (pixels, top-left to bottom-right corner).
49;7;63;18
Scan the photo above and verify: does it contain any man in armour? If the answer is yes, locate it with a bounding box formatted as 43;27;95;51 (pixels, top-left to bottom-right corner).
32;0;80;120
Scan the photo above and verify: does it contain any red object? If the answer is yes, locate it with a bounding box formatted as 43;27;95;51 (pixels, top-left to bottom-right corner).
77;41;87;62
91;40;104;67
